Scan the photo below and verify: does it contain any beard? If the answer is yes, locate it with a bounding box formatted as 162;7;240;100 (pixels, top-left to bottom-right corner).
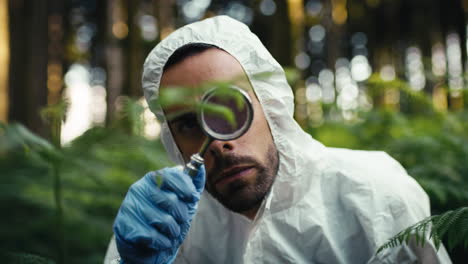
205;143;279;214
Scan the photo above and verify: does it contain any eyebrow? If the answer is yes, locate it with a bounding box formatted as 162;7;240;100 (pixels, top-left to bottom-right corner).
167;111;197;124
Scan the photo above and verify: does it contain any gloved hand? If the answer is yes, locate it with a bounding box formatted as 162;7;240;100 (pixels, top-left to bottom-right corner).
113;166;205;264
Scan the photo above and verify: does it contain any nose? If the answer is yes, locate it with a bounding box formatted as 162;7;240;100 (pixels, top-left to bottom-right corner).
208;139;234;158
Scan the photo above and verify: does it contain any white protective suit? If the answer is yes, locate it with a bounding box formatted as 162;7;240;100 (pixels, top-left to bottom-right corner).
104;16;452;264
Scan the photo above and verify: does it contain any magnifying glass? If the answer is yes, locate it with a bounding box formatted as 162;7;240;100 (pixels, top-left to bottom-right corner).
184;86;254;177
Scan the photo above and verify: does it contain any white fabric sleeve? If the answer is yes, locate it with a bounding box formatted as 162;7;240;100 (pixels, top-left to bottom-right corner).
364;153;453;264
103;236;120;264
172;244;190;264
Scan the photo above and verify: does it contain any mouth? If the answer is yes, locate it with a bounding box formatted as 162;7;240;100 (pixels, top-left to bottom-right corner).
214;165;255;187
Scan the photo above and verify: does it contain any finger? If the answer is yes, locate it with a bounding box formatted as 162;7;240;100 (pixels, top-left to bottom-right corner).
149;190;189;223
143;206;181;239
123;182;181;239
114;214;173;251
154;168;198;202
115;232;158;264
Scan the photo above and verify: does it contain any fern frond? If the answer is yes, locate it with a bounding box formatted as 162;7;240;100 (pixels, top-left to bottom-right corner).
446;207;468;250
376;207;468;254
1;251;56;264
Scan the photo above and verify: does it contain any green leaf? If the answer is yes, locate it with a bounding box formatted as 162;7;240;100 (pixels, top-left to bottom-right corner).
157;85;199;108
376;207;468;255
284;67;300;85
155;173;163;188
199;102;237;129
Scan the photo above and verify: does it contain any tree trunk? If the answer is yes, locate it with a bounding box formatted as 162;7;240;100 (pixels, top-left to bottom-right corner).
126;0;143;97
251;0;293;67
105;0;125;124
0;0;9;122
8;0;49;137
47;0;65;106
154;0;176;40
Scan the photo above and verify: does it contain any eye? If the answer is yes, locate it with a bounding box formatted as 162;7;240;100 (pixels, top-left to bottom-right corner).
169;112;202;136
176;118;200;134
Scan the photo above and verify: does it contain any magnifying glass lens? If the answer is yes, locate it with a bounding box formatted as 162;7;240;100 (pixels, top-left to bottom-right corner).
200;87;253;141
203;95;248;135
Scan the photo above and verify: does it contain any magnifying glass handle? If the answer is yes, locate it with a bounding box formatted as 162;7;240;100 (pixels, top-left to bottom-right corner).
184;137;212;177
184;153;204;177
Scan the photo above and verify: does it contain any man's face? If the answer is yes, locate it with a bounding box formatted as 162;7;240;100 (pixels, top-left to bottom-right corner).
160;49;279;216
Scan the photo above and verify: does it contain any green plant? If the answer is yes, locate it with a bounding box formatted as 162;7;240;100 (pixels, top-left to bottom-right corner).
0;252;56;264
40;101;68;263
0;104;172;263
377;207;468;254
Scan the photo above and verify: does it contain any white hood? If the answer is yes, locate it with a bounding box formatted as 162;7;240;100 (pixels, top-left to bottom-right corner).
142;15;328;214
105;15;452;264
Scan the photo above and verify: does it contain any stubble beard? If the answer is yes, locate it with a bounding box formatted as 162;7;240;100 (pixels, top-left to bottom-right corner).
206;144;280;214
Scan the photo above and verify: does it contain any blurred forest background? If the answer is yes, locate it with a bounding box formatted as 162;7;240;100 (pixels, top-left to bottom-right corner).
1;0;468;263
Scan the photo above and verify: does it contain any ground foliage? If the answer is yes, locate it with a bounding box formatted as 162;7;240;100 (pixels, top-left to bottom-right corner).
0;99;172;264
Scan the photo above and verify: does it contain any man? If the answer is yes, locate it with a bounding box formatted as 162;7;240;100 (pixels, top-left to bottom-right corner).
105;16;451;263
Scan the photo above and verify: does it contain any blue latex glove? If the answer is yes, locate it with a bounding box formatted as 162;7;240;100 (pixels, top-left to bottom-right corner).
113;166;205;264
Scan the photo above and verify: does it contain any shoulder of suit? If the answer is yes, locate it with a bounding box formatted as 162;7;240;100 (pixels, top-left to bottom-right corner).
321;147;429;214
